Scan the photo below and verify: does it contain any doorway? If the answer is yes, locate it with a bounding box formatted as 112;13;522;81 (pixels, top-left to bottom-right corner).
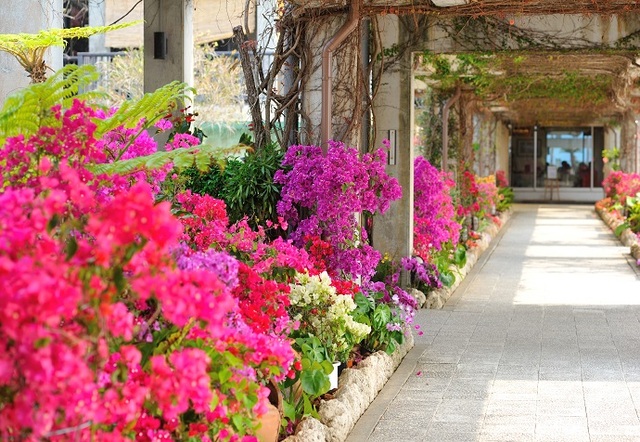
510;126;604;202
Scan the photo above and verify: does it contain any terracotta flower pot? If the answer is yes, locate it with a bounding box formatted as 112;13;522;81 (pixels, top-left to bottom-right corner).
255;403;281;442
255;379;283;442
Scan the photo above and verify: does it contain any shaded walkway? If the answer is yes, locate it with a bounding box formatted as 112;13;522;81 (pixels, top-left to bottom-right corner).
347;204;640;442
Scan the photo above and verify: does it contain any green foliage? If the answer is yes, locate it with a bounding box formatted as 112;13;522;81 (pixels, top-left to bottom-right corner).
420;51;492;93
352;292;404;356
432;249;455;288
497;187;514;212
0;23;140;55
418;52;611;104
281;336;334;424
623;193;640;234
0;22;139;82
181;141;284;228
90;142;249;177
499;71;610;105
0;64;101;144
603;147;621;171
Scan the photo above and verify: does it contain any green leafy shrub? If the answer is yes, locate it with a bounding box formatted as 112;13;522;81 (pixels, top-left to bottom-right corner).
181;141;284;229
352;291;405;355
497;186;514;212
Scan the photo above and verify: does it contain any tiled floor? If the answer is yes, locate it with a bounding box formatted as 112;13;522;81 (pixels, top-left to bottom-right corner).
346;205;640;442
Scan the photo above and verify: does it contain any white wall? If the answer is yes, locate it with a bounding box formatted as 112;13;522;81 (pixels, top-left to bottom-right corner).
0;0;63;104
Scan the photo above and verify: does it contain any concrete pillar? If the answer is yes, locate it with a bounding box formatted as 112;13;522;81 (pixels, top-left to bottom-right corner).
143;0;194;94
0;0;63;103
621;111;637;173
495;121;510;182
89;0;107;53
371;15;413;276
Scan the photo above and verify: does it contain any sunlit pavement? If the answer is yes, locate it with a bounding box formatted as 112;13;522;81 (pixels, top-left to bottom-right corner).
347;204;640;442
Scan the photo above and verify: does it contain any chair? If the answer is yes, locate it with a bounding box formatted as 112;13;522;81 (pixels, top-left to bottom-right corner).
544;166;560;200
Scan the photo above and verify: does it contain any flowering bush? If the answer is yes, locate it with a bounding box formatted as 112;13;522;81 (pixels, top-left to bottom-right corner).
0;100;295;441
496;169;509;188
413;156;460;261
275;140;402;281
288;272;371;363
458;169;481;219
476;175;499;217
401;256;443;293
355;277;419;356
602;170;640;205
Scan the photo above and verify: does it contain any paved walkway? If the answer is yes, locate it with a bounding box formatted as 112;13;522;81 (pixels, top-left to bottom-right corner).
347;204;640;442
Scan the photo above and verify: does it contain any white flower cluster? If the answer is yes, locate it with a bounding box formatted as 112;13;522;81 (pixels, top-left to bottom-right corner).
288;271;371;360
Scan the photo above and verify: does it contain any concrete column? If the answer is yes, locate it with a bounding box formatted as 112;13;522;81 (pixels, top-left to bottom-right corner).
495;121;510;181
143;0;194;93
0;0;63;103
621;111;638;173
371;15;413;275
88;0;106;53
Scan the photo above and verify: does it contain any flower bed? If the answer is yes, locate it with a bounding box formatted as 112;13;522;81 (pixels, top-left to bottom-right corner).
595;171;640;264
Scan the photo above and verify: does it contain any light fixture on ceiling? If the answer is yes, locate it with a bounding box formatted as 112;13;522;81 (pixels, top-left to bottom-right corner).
431;0;468;6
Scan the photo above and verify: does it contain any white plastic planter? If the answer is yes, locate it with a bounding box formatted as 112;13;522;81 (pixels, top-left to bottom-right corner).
329;362;341;390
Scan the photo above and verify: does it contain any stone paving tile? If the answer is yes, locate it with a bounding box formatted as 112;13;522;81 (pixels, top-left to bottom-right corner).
367;426;428;442
414;362;457;378
421;431;480;442
536;398;586;417
402;375;450;392
495;364;540;381
426;421;484;433
537;380;583;397
535;415;589;437
538;366;582;381
454;363;498;380
590;436;640;442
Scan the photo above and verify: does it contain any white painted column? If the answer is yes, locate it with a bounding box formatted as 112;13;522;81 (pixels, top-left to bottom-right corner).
143;0;194;93
88;0;106;53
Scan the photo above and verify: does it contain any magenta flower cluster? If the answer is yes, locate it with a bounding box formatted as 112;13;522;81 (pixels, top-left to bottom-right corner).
603;170;640;204
413;156;461;261
275;140;402;281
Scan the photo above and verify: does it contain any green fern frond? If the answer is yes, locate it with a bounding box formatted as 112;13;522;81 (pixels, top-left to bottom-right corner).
90;143;251;176
0;64;103;144
0;22;140;57
48;22;142;41
0;22;140;82
96;81;195;139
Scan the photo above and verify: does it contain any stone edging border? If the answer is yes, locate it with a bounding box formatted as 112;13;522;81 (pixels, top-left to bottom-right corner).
595;204;640;262
418;209;513;309
282;333;415;442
